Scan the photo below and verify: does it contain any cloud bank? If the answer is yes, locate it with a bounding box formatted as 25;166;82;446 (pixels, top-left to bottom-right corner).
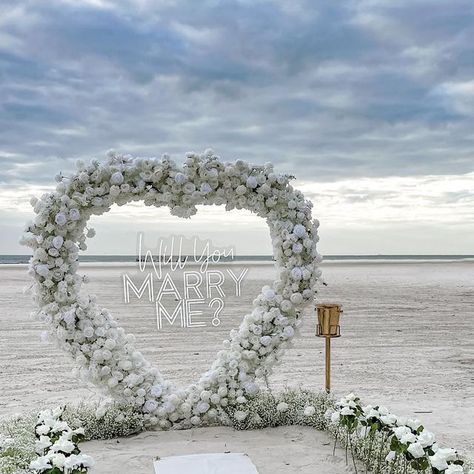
0;0;473;253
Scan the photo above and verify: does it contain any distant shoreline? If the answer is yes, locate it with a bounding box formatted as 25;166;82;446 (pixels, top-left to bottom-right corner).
2;254;474;265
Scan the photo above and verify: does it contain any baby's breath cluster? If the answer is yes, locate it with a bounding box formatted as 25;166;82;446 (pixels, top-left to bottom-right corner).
224;389;333;431
0;413;36;474
62;403;144;441
21;150;321;429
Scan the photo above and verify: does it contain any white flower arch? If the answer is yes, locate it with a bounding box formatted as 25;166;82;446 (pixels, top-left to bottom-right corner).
22;150;321;429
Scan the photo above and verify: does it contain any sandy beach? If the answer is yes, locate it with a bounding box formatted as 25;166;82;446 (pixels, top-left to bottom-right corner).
84;426;356;474
1;260;473;472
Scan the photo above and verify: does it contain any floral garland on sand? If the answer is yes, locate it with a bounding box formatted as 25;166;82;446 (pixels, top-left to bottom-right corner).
329;394;472;474
20;150;321;429
3;393;470;474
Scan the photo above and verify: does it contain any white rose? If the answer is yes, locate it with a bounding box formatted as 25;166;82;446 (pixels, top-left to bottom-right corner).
304;406;316;416
35;435;52;452
292;243;303;254
290;267;303;280
407;442;425;459
393;426;411;440
446;465;464;474
52;437;75;454
364;407;379;419
234;411;248;422
397;416;408;426
50;452;67;467
200;390;211;402
36;425;51;437
401;432;417;444
437;448;457;462
52;235;64;249
110;172;124;185
55;213;67;226
243;382;259;395
263;288;276;300
429;452;449;472
246;176;258;188
197;402;210;413
200;182;212;194
406;418;422;431
417;430;435;448
293;224;306;237
174;172;187;184
277;402;288;412
290;292;303;304
236;185;247;195
144;400;158;412
69;208;80;220
30;456;51;471
109;185;120;197
210;394;221;405
63;454;80;470
51;420;69;432
104;339;116;350
35;264;50;278
217;387;228;397
181;182;195;194
381;414;397;426
437;448;457;461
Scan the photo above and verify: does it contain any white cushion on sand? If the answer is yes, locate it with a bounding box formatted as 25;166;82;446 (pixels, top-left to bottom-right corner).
153;453;259;474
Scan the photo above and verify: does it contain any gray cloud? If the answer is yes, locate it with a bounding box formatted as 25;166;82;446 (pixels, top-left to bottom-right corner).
0;0;473;188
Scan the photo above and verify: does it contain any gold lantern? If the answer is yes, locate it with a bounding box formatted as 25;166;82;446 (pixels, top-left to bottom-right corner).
316;303;343;392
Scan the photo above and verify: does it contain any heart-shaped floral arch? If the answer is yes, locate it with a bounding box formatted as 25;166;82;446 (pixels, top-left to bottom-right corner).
22;150;321;429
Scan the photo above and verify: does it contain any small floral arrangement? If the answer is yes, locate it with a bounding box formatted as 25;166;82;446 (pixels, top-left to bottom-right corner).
29;407;94;473
329;394;471;474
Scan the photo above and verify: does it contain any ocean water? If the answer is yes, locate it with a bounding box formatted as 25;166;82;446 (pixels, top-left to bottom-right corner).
2;254;474;264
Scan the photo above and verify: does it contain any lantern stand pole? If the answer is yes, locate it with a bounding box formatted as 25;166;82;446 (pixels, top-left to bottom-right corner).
316;303;342;394
325;336;331;393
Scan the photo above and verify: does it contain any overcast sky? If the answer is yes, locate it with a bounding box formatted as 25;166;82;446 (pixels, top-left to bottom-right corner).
1;0;473;255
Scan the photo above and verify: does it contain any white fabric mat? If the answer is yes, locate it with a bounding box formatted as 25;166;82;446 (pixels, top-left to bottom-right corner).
153;453;259;474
